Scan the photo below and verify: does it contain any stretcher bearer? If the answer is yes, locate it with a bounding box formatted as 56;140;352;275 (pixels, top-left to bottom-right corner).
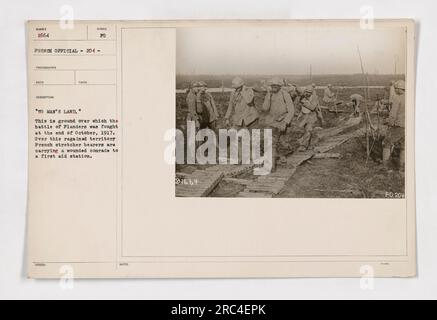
389;80;396;110
283;82;302;105
350;93;364;116
224;77;259;128
383;80;405;171
186;81;201;128
323;84;336;111
311;84;325;126
196;81;219;130
261;77;296;170
297;86;320;151
224;77;259;163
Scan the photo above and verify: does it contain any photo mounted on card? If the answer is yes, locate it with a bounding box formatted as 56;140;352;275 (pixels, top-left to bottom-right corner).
27;20;416;278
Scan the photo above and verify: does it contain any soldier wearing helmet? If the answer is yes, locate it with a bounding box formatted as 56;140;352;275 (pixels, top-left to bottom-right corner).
388;80;396;110
186;81;201;127
282;82;301;105
224;77;259;128
261;77;296;169
310;83;325;126
222;77;259;164
323;84;336;111
383;80;405;170
350;93;364;116
196;81;219;130
296;86;321;151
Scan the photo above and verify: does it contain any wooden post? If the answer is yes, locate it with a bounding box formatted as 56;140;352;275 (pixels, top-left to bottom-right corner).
309;64;312;82
357;45;372;161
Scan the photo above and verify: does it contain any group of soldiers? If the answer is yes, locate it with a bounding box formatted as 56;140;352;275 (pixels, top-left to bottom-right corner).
185;76;405;171
322;79;406;170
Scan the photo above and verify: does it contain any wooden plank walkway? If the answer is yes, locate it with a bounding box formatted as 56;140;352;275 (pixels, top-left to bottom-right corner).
203;164;255;177
176;165;254;197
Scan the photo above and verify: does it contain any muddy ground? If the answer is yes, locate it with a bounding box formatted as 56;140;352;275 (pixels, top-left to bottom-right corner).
176;89;405;199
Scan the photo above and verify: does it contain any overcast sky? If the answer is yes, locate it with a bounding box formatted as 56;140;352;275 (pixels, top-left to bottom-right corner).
176;25;406;75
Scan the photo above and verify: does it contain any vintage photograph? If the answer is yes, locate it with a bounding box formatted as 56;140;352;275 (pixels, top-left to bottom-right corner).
175;25;407;198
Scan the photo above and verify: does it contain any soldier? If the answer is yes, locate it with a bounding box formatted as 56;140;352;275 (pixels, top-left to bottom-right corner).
297;86;320;151
196;81;219;130
186;81;201;128
388;80;396;110
323;84;336;111
224;77;259;129
261;77;296;169
295;86;306;104
373;87;390;114
283;82;302;105
350;93;364;116
382;80;405;170
310;83;325;126
224;77;259;164
282;80;295;95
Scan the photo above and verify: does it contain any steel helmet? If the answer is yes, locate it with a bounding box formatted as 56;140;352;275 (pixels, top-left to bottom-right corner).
268;77;283;87
231;77;245;89
304;86;314;94
394;80;405;90
192;81;202;88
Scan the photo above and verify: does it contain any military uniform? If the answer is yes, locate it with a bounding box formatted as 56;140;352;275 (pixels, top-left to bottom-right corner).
389;82;396;110
298;88;320;150
223;77;259;164
323;85;336;112
261;82;296;167
383;80;405;169
350;93;364;116
311;89;325;125
283;85;302;106
225;86;259;128
186;88;199;125
385;90;405;152
262;88;295;127
196;90;219;130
